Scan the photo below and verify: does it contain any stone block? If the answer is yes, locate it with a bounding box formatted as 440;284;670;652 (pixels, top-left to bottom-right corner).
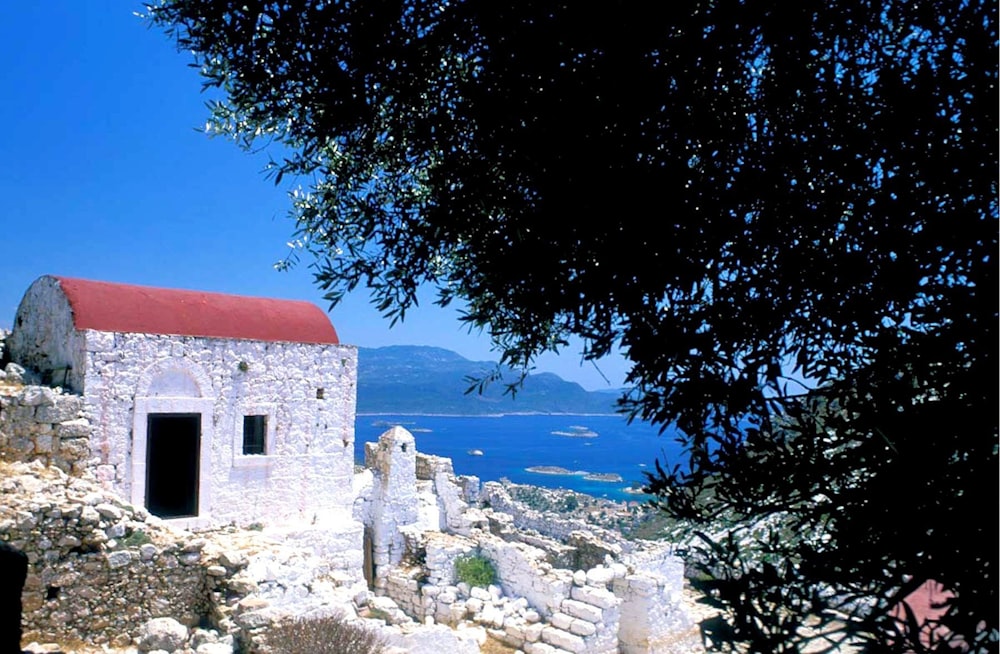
9;437;34;456
35;396;84;423
106;551;132;569
55;418;90;440
480;603;505;628
585;566;615;587
34;434;53;454
503;621;526;644
450;601;469;623
568;619;597;637
560;598;603;624
571;584;620;610
58;439;90;463
550;612;574;630
138;617;189;652
106;522;126;539
541;626;586;653
95;503;123;521
19;386;55;407
523;621;545;642
622;574;657;597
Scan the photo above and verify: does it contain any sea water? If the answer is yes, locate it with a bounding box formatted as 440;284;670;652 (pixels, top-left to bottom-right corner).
354;414;685;502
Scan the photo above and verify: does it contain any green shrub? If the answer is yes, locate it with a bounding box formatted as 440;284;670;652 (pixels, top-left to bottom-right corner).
455;553;496;588
122;529;151;547
562;493;579;512
265;613;385;654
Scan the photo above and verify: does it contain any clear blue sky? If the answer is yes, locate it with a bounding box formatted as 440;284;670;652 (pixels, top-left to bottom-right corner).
0;3;630;390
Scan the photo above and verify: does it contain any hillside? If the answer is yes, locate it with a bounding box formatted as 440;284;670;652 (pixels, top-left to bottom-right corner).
356;345;618;415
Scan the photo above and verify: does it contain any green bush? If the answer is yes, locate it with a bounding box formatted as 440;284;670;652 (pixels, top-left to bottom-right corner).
122;529;151;547
454;553;496;588
562;493;579;512
265;614;385;654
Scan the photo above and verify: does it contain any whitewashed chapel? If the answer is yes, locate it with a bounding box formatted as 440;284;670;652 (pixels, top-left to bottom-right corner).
8;274;358;529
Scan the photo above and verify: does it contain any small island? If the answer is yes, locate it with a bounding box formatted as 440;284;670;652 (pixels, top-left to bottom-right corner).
622;486;651;495
582;472;623;483
550;425;599;438
467;449;484;456
525;465;588;476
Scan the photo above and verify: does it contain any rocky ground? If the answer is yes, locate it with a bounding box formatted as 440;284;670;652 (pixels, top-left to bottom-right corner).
20;586;719;654
14;509;721;654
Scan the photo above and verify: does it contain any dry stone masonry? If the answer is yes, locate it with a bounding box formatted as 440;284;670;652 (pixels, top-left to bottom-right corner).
0;459;240;649
355;426;694;654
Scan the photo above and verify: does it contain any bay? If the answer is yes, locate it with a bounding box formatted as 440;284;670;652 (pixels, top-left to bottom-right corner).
354;414;685;502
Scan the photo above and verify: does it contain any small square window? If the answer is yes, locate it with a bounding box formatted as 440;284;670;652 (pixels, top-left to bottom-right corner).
242;415;267;455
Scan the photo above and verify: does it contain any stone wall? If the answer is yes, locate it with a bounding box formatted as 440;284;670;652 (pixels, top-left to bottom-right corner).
481;482;628;549
0;460;245;648
365;426;419;591
378;528;677;654
0;384;92;476
356;426;695;654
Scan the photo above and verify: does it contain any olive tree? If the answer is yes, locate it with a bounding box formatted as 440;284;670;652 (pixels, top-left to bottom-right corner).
148;1;997;650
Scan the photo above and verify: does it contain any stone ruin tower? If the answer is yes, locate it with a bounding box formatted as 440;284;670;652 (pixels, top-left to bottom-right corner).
364;425;419;589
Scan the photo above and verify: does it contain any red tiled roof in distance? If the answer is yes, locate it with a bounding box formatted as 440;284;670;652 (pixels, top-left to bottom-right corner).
53;276;340;345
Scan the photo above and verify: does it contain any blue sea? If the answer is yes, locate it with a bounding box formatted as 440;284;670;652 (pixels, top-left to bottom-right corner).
354;414;686;502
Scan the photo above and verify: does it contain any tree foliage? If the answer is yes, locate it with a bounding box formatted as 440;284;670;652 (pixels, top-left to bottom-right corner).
148;1;997;650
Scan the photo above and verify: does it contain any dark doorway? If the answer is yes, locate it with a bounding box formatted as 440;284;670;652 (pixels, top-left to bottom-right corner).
363;527;375;589
146;413;200;518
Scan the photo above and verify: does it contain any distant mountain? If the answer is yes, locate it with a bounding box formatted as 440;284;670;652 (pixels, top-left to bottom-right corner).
356;345;618;415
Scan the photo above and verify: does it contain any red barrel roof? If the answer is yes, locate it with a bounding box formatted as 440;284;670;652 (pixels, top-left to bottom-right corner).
53;276;340;344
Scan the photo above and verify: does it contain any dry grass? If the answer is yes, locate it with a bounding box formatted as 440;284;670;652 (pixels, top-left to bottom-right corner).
480;636;519;654
265;614;386;654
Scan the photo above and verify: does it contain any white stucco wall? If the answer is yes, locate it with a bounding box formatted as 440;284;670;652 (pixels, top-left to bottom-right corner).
78;329;358;530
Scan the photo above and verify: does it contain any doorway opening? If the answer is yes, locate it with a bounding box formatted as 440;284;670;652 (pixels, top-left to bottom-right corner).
145;413;201;518
363;527;375;589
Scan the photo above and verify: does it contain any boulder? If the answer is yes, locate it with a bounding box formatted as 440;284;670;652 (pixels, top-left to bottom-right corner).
138;617;189;652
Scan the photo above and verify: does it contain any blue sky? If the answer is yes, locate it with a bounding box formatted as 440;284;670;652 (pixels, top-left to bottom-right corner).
0;3;630;391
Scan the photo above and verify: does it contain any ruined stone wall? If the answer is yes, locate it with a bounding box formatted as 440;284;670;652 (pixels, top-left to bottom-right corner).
356;424;696;653
0;385;91;476
481;482;628;548
0;460;244;648
365;427;419;591
380;530;633;654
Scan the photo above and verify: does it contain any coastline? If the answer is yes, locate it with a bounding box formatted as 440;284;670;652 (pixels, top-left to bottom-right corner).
354;413;676;503
358;411;622;418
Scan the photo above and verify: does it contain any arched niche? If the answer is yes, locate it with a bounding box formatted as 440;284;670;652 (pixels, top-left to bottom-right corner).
136;358;212;399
